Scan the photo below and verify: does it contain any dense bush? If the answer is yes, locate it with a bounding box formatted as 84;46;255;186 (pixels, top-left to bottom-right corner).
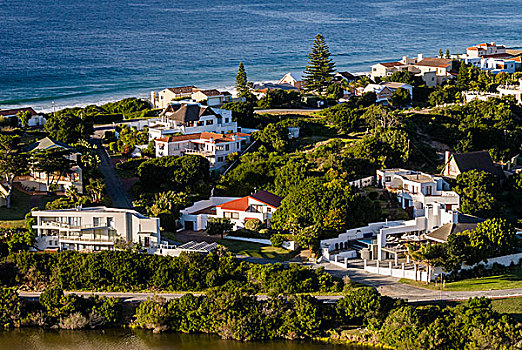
3;250;340;294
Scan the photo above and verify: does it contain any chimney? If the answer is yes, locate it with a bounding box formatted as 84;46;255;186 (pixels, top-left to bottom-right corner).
150;91;156;109
401;55;408;64
491;42;496;46
444;151;451;174
417;53;423;62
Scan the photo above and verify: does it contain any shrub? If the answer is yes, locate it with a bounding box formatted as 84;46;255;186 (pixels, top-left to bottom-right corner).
270;234;285;247
244;219;261;232
368;191;379;200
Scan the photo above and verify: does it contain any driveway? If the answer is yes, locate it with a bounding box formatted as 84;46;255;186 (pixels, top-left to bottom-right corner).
90;138;133;209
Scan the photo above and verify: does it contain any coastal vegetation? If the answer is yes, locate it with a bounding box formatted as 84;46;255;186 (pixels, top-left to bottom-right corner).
0;284;520;349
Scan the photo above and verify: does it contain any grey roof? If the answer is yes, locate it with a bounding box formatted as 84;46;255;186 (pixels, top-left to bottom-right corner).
163;104;218;123
251;190;282;208
426;214;485;243
27;137;76;153
452;151;497;175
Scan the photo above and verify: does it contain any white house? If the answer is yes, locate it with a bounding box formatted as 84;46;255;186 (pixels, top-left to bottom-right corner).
154;131;251;169
180;191;282;231
279;72;304;90
22;137;83;194
151;86;199;109
148;102;238;140
0;107;46;127
31;206;160;253
497;79;522;104
465;42;507;58
362;82;413;104
322;169;461;263
191;89;232;107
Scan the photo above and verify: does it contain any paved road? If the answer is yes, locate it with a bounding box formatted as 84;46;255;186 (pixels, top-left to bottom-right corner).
90;138;133;209
320;262;522;302
254;108;320;114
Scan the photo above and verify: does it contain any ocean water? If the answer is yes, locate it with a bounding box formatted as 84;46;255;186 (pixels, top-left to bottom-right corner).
1;0;521;112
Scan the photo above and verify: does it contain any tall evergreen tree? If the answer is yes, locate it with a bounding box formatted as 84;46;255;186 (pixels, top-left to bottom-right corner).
235;62;251;97
303;34;336;94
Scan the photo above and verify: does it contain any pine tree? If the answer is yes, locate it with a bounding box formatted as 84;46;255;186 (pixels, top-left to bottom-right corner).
235;62;250;97
439;49;443;58
445;49;450;59
303;34;336;94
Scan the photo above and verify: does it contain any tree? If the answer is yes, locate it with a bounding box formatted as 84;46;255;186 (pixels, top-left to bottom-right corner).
235;62;253;97
253;123;289;152
31;148;75;192
326;83;344;99
0;135;27;208
439;49;443;58
17;110;31;129
207;217;233;239
85;178;105;203
391;87;411;108
454;170;498;218
303;34;336;94
445;49;450;59
44;112;93;144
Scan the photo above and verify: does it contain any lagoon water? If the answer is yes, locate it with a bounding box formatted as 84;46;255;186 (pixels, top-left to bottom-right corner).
1;0;522;111
0;328;378;350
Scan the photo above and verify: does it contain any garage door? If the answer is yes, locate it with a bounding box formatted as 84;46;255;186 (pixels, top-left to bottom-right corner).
184;221;195;231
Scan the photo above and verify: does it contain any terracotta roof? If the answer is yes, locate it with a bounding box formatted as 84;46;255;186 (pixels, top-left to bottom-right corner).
165;86;197;94
0;107;37;117
156;134;202;143
218;197;249;211
415;58;452;68
378;62;403;68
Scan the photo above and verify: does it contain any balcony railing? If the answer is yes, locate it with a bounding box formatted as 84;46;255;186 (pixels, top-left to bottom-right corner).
58;235;117;243
38;221;109;230
184;149;213;156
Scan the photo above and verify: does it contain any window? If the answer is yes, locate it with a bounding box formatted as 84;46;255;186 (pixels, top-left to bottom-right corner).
267;207;272;213
217;156;224;162
197;121;204;126
206;120;213;125
385;176;391;182
224;212;239;219
225;145;229;151
93;217;104;227
250;204;264;213
425;186;432;195
225;118;229;123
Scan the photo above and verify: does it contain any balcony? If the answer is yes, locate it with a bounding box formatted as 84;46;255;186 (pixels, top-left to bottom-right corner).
37;221;108;230
184;148;213;156
58;234;117;244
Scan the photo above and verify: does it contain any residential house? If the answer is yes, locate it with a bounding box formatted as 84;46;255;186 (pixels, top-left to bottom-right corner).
180;190;282;231
154;131;251;169
462;56;516;74
152;86;199;109
31;206;160;252
191;89;232;107
465;42;507;58
279;72;304;90
442;150;506;181
322;169;461;263
22;137;83;194
148;102;237;140
361;82;413;104
0;107;46;127
497;79;522;104
333;71;357;84
371;54;455;87
426;214;485;243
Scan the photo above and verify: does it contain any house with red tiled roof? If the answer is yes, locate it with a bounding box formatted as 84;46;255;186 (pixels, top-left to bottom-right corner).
180;190;282;231
154;130;251;169
191;89;232;107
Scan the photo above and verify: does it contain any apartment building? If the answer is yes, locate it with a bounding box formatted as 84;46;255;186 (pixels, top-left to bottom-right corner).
32;207;160;252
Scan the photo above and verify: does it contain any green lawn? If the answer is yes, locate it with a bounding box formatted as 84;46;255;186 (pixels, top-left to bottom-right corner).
0;188;62;222
0;188;32;220
491;297;522;321
217;239;298;262
399;267;522;291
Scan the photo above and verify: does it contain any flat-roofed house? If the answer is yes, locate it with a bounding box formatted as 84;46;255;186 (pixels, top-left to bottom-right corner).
32;206;160;252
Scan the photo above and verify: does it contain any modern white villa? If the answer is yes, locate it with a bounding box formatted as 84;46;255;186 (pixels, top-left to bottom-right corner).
31;206;160;253
180;190;282;231
321;169;461;263
148;102;239;140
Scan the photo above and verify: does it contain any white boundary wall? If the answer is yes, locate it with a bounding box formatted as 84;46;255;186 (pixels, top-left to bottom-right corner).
224;235;297;251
